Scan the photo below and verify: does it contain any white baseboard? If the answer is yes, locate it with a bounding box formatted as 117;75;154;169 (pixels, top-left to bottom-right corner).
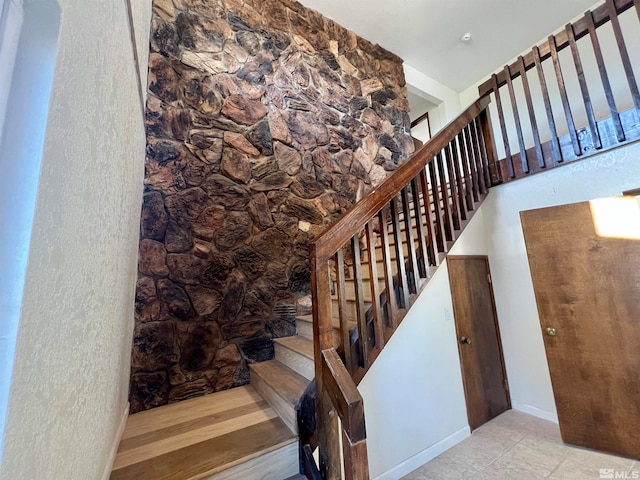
101;402;129;480
372;426;471;480
512;401;558;424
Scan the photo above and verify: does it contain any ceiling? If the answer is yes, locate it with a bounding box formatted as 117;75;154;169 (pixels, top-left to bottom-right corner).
298;0;600;92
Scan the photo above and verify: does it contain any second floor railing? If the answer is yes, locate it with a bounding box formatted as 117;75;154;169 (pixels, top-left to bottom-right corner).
479;0;640;181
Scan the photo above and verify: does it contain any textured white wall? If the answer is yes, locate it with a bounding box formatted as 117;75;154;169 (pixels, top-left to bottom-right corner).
130;0;152;97
482;142;640;421
0;0;150;478
360;209;490;480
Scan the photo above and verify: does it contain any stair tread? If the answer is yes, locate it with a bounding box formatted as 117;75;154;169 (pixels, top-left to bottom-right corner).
296;314;313;323
273;336;314;359
110;386;296;480
250;360;308;407
297;314;357;330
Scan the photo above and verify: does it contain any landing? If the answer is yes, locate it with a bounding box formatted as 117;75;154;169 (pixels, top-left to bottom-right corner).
110;386;297;480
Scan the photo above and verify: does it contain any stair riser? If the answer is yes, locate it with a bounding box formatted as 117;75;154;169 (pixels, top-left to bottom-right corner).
250;373;298;435
296;318;342;347
205;442;299;480
274;344;314;381
295;319;314;340
331;299;372;323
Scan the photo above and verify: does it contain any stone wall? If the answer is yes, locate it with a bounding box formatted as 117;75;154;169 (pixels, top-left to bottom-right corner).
130;0;414;412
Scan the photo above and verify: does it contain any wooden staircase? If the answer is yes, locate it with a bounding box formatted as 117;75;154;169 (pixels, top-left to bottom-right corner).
110;98;508;480
111;314;321;479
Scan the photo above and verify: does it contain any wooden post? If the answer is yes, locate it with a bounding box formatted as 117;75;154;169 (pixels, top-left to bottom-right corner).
310;254;342;480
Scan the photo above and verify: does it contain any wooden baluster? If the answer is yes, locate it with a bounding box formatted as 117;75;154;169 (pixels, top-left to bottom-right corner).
504;64;529;174
586;10;625;142
390;197;410;309
410;177;430;278
607;0;640;116
492;74;515;178
417;169;438;267
457;132;474;211
310;258;342;480
479;107;502;185
351;234;370;369
335;249;353;374
533;45;563;164
518;56;545;168
469;119;488;194
427;160;446;253
463;126;480;201
474;117;492;189
549;34;582;156
400;186;420;293
450;138;467;221
444;143;461;231
436;151;454;241
365;222;385;350
566;22;602;149
377;208;398;329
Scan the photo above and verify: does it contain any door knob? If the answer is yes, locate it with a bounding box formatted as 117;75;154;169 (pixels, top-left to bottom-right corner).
545;327;557;337
460;336;472;345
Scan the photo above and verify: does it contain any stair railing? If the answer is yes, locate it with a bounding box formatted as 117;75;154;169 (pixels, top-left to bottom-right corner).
479;0;640;181
307;1;640;477
308;96;497;479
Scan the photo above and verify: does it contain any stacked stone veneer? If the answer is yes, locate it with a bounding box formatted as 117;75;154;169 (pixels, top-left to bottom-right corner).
130;0;414;412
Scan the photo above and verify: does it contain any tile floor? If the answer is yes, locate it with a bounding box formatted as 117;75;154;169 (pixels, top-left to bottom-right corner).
402;410;638;479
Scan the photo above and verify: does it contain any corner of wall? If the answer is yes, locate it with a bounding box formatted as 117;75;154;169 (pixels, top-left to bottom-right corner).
403;63;462;127
100;402;130;480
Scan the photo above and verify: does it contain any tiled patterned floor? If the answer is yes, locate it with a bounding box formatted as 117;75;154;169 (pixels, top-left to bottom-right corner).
402;410;638;480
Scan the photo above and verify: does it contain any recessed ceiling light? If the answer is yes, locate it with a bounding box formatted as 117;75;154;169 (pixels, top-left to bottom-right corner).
460;32;472;42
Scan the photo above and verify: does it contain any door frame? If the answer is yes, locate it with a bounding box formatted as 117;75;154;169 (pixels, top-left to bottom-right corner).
447;255;511;430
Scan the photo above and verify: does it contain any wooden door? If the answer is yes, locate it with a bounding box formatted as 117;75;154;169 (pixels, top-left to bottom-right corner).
521;198;640;459
448;256;511;430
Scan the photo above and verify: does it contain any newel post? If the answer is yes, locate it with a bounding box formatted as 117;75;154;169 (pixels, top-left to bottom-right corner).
310;246;342;480
478;107;503;185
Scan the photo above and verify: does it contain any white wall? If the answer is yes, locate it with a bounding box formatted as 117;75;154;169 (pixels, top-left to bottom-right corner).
358;136;640;478
359;209;490;480
404;63;462;134
0;0;150;478
481;141;640;422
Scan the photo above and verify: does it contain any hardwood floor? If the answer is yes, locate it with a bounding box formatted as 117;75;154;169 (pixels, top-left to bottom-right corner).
110;386;298;480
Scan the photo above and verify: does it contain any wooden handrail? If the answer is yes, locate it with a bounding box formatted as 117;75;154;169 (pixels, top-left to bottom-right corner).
310;96;492;268
321;348;366;442
478;0;636;98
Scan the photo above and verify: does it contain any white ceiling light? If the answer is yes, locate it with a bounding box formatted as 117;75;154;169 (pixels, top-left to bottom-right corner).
460;32;472;42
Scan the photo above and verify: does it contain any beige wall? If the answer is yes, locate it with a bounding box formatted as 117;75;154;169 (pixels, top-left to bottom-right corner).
0;0;150;478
